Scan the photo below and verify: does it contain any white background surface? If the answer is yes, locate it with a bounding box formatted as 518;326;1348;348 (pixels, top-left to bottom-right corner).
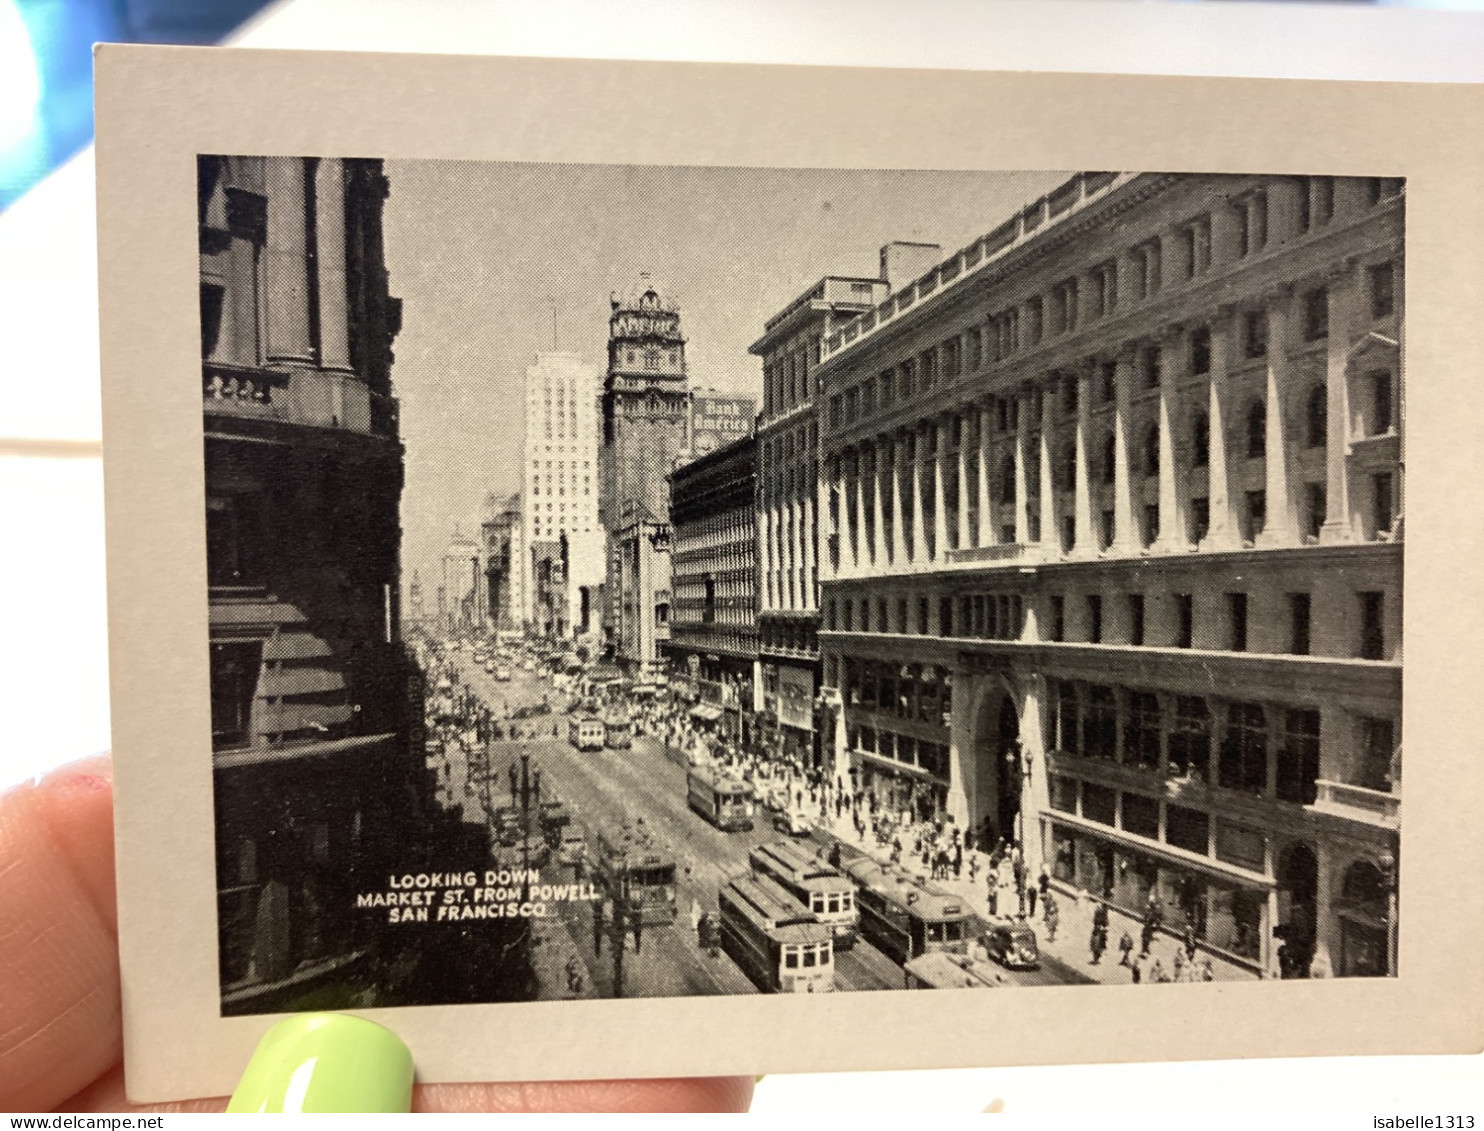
0;0;1478;1113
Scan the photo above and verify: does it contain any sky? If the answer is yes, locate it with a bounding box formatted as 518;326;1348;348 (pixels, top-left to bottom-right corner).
381;161;1069;595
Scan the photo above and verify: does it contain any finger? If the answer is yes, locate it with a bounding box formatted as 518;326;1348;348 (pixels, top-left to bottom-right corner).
0;755;121;1113
63;1063;754;1114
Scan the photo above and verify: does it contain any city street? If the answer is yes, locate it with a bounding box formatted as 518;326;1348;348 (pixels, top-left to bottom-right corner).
441;653;1089;998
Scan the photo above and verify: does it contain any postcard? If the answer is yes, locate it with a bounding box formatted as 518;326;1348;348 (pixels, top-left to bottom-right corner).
94;46;1483;1101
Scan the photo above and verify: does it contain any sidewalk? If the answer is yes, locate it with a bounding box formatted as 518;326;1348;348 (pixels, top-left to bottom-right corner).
814;805;1260;986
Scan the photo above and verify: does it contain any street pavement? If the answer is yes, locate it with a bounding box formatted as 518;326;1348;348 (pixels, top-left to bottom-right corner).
440;654;1098;997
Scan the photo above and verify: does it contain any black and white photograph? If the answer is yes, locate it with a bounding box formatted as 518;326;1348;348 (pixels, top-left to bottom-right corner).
197;158;1404;1015
98;49;1480;1099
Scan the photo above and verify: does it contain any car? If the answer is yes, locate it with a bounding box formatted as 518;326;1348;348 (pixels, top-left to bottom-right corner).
981;917;1041;970
763;783;790;814
773;808;813;838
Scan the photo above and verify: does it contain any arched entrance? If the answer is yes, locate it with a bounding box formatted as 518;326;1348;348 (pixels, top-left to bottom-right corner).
996;695;1022;848
1276;843;1319;978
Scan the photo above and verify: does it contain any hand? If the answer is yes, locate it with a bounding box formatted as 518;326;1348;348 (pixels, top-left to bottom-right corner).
0;755;753;1113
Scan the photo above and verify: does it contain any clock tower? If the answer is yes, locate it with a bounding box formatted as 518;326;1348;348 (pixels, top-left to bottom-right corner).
599;277;691;670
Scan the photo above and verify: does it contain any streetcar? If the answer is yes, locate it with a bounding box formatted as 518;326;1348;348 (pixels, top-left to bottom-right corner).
591;822;679;926
747;840;858;950
717;873;835;994
842;858;971;965
903;950;1006;990
686;767;753;832
568;716;606;751
603;710;633;749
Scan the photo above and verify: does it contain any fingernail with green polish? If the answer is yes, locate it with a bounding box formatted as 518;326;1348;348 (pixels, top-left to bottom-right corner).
228;1013;414;1113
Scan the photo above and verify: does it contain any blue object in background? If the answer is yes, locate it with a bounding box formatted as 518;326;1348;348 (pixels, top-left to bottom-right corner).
0;0;273;211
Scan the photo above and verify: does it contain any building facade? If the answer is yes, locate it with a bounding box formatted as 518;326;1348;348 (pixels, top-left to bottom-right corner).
600;280;690;671
817;172;1403;981
199;154;419;1011
751;274;889;766
521;352;603;640
666;434;761;740
481;491;522;633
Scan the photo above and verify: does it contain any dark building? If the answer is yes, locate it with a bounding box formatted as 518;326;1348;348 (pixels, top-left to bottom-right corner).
666;434;760;742
199;155;420;1012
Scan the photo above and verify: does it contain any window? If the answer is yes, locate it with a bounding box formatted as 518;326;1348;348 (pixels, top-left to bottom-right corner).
878;598;888;633
1085;686;1117;760
1056;681;1080;753
1052;278;1078;334
1303;287;1329;341
1087;594;1103;643
1228;592;1249;652
1278;708;1321;805
1100;434;1116;485
1359;717;1396;791
1236;192;1267;257
1100;509;1115;551
938;596;953;638
999;456;1016;504
1369;262;1396;319
1125;691;1161;770
1092;260;1117;317
1122;792;1161;838
1175;594;1194;649
1083;783;1116;825
1219;702;1268;796
1025;297;1044;346
1142;343;1161;389
1370;371;1394;434
920;348;938;391
826;600;837;631
1191;412;1210;468
1050;595;1065;642
1169;695;1210;780
1063;372;1080;415
206;493;268;588
1305;484;1326;541
965;327;983;371
1305;384;1327;448
1246;402;1266;459
1359;591;1385;659
1100;361;1117;403
1060;441;1077;493
897;597;908;633
1373;472;1395;537
1246;490;1266;539
1062;514;1076;553
1143;504;1159;548
917;597;930;636
1134;239;1161;298
1243;310;1267;360
1289;593;1312;655
1181;215;1212;278
1143;424;1160;477
1166;805;1210;854
210;641;261;747
858;598;869;633
1191;326;1211;375
1128;594;1146;645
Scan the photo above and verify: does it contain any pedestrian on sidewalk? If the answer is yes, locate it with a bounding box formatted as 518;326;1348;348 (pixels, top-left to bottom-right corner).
1026;879;1038;919
968;852;981;884
1037;863;1051;908
1043;893;1059;943
952;841;963;880
986;878;999;918
1171;947;1186;983
1183;918;1199;964
1140;893;1163;957
1130;951;1144;984
1118;929;1134;967
1089;904;1109;965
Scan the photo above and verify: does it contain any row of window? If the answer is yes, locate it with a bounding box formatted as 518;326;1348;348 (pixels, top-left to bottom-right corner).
760;618;819;655
837;657;954;724
825;583;1390;660
851;726;951;781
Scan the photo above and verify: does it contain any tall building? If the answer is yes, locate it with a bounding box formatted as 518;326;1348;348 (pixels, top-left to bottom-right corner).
521;352;602;639
441;528;481;636
666;434;761;741
481;491;522;632
600;278;690;671
199;155;415;1011
751;274;889;766
816;172;1403;981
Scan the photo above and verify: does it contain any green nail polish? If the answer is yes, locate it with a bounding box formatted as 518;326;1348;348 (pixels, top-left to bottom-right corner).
227;1013;414;1113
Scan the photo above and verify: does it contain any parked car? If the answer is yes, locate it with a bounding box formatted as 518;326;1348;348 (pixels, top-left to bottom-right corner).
773;808;813;838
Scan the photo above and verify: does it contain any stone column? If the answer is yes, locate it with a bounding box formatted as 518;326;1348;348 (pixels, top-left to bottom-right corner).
977;403;994;547
818;457;833;584
849;449;865;575
891;434;908;567
1321;260;1360;543
1155;328;1187;551
1039;379;1057;552
1014;389;1032;544
872;438;888;567
910;428;928;565
1111;343;1137;552
1074;364;1094;556
800;491;815;611
932;420;948;561
313;158;352;373
1205;308;1239;549
957;414;971;552
1259;287;1299;545
1019;674;1051;886
263;156;314;366
947;683;972;829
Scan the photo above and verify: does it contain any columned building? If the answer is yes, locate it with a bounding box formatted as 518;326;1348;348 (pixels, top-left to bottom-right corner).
750;274;888;766
666;435;760;743
817;172;1403;981
199;155;418;1011
599;280;690;672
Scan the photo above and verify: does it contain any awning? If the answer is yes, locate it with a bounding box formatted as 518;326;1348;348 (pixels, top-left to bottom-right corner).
690;704;723;723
